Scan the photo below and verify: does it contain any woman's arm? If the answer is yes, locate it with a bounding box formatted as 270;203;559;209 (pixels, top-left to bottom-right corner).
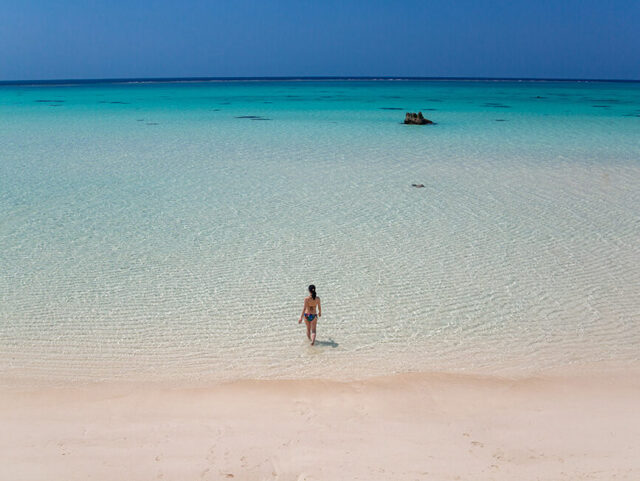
318;297;321;317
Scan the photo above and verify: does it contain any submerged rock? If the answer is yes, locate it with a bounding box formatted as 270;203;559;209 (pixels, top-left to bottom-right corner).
411;183;425;188
404;112;433;125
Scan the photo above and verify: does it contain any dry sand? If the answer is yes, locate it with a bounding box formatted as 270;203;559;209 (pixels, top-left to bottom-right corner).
2;372;639;481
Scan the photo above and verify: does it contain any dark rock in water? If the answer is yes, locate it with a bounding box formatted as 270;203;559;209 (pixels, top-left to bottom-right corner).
235;115;262;119
495;119;507;122
411;183;425;188
404;112;433;125
380;107;404;110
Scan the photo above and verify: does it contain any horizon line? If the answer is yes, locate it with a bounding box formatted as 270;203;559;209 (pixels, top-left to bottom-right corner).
1;75;639;87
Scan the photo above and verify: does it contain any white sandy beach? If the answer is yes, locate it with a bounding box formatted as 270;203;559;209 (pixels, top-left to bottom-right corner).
3;371;639;481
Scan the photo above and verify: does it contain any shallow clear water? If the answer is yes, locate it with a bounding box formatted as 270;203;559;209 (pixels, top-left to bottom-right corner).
1;80;639;384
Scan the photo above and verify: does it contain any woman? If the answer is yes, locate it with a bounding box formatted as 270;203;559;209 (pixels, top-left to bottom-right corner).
298;284;321;345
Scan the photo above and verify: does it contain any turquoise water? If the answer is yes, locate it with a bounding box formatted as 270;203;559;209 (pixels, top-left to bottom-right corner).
1;80;639;384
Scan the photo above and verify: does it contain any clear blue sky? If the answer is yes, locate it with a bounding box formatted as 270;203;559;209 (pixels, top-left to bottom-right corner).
1;0;639;81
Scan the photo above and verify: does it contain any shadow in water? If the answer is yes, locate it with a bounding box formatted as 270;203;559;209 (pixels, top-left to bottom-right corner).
314;338;339;348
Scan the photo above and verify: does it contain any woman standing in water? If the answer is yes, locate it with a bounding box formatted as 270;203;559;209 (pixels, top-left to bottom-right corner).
299;285;321;345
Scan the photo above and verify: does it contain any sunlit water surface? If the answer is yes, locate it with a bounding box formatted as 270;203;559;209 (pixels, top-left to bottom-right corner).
1;80;639;385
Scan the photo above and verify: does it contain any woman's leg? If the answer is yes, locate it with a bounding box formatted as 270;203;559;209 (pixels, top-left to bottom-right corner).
305;320;311;340
310;318;317;345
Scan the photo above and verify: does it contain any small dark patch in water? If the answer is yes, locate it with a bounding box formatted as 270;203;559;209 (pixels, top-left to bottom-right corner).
379;107;404;110
109;101;129;104
219;102;231;105
48;104;62;107
483;103;511;108
263;101;273;104
235;115;262;119
250;118;271;121
426;99;443;102
35;99;64;103
211;109;221;111
592;105;610;108
422;108;437;111
495;119;507;122
532;96;547;99
136;119;145;121
146;122;159;125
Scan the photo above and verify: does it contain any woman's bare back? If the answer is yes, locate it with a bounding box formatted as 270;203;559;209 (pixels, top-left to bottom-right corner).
305;296;319;314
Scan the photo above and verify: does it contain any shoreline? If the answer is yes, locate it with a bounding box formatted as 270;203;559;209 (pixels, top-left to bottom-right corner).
3;370;639;480
3;358;638;391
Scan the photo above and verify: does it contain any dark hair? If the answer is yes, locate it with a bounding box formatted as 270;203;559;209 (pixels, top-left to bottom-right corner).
308;284;316;300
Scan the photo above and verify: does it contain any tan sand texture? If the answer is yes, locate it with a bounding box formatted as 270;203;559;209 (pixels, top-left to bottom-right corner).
2;372;639;480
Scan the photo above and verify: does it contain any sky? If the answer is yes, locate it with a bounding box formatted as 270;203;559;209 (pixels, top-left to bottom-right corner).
1;0;639;81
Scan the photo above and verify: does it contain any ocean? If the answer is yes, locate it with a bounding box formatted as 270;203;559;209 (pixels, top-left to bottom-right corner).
1;79;639;385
